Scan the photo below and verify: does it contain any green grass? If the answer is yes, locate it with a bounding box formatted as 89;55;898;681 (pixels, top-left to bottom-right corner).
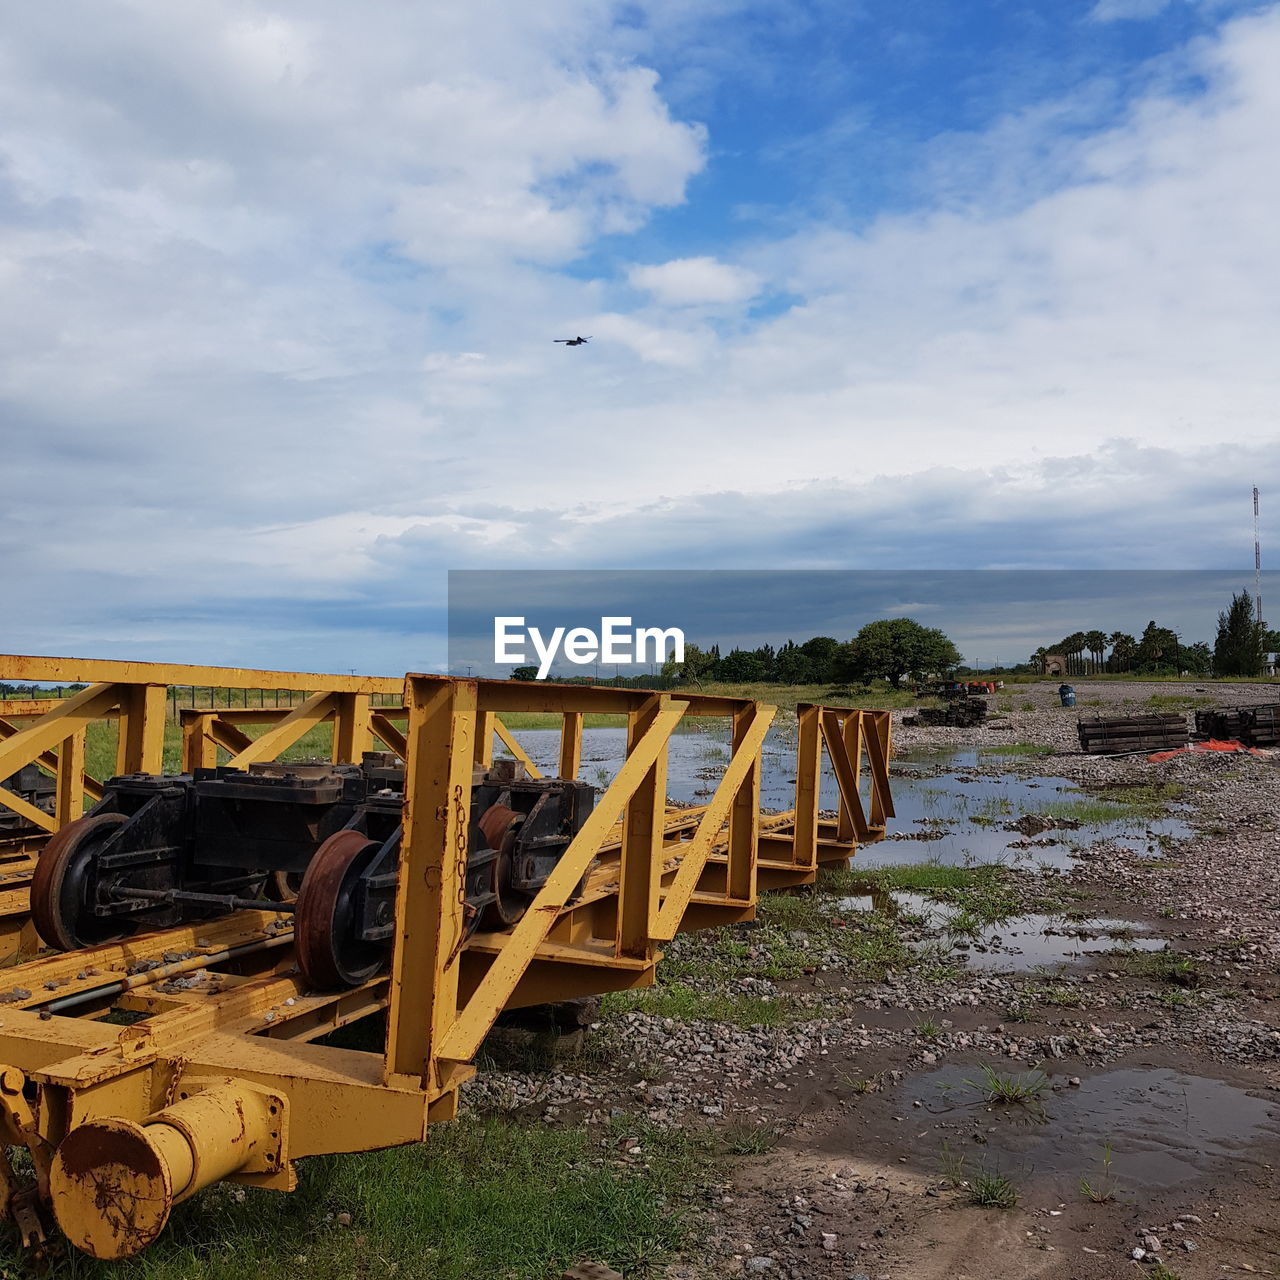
1127;948;1200;987
1146;694;1215;710
1038;782;1183;825
1;1114;715;1280
963;1064;1049;1105
969;1168;1019;1208
83;719;338;781
1080;1142;1118;1204
984;743;1054;757
857;862;1023;926
941;1145;1019;1208
603;982;796;1027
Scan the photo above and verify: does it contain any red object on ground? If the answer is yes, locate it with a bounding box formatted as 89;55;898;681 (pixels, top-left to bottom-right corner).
1148;739;1264;762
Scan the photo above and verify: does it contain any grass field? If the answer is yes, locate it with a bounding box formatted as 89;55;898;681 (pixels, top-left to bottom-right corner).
0;1114;717;1280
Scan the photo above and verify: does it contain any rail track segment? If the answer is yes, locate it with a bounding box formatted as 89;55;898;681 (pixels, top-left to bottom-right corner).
0;655;893;1259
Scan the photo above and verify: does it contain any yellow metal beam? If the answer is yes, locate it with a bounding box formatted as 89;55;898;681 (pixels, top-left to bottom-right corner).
55;729;87;826
116;684;166;775
792;703;822;869
385;677;476;1088
617;695;670;958
370;712;408;760
558;711;583;780
331;693;372;763
821;709;870;843
224;693;335;769
0;654;402;696
491;718;543;779
0;683;123;786
436;698;687;1065
653;703;774;939
0;787;55;833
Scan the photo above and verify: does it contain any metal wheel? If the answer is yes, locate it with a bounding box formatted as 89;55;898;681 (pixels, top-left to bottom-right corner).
294;829;386;989
478;804;528;930
31;812;133;952
266;870;304;903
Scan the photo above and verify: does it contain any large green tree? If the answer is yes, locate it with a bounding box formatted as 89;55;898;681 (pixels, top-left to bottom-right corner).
1214;590;1265;676
1107;631;1136;673
834;618;962;687
1135;620;1181;674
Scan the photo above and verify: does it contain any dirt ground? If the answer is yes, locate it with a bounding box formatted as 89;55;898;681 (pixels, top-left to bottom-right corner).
478;680;1280;1280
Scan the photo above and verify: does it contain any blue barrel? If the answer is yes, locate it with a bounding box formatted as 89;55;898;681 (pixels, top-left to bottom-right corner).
1058;684;1076;708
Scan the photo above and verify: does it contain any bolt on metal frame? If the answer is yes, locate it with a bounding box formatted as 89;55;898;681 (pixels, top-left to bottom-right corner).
0;655;892;1258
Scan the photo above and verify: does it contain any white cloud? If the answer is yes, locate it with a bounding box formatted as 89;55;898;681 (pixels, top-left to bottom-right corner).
3;3;1280;668
628;255;761;305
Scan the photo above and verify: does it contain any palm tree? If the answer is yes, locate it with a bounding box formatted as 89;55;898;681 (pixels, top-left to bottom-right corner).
1060;632;1088;677
1084;630;1108;675
1108;631;1136;673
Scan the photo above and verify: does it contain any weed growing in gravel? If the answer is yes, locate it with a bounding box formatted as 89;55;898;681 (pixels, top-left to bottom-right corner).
1129;948;1200;987
964;1064;1049;1106
969;1168;1019;1208
720;1118;785;1155
603;983;796;1028
913;1016;942;1038
938;1140;967;1185
838;1070;888;1095
984;743;1054;757
1079;1142;1118;1203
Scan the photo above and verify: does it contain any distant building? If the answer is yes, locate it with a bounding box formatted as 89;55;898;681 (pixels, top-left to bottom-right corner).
1041;652;1068;677
1266;652;1278;677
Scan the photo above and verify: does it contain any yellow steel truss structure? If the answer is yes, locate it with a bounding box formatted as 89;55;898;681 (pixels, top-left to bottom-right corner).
0;656;893;1258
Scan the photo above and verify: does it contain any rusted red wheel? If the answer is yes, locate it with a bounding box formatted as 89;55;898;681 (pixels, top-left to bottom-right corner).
294;829;385;989
477;803;527;930
31;812;133;952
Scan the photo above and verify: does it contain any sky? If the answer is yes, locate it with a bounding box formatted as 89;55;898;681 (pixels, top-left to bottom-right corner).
2;0;1277;675
449;570;1280;675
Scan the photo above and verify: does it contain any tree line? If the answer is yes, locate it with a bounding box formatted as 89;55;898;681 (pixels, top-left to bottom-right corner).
661;618;963;687
1034;591;1278;678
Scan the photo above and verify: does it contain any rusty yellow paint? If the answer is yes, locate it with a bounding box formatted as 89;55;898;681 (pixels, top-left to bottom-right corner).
49;1081;283;1259
331;693;373;764
652;702;774;940
0;683;122;789
821;708;870;843
558;711;583;779
0;654;401;696
435;698;686;1064
0;656;893;1261
384;677;476;1087
617;696;670;958
116;684;166;776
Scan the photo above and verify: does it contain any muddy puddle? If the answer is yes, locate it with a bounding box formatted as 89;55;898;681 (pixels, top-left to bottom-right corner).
868;748;1191;870
838;891;1164;972
899;1064;1280;1192
498;731;1190;871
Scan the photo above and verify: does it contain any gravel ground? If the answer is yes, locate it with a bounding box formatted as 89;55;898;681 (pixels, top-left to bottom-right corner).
466;680;1280;1280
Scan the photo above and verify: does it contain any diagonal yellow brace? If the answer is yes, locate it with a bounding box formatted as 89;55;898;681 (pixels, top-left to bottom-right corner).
0;788;56;832
224;693;335;769
653;702;775;939
0;683;122;786
862;712;895;821
491;718;543;779
436;699;687;1064
370;713;408;760
821;709;871;842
